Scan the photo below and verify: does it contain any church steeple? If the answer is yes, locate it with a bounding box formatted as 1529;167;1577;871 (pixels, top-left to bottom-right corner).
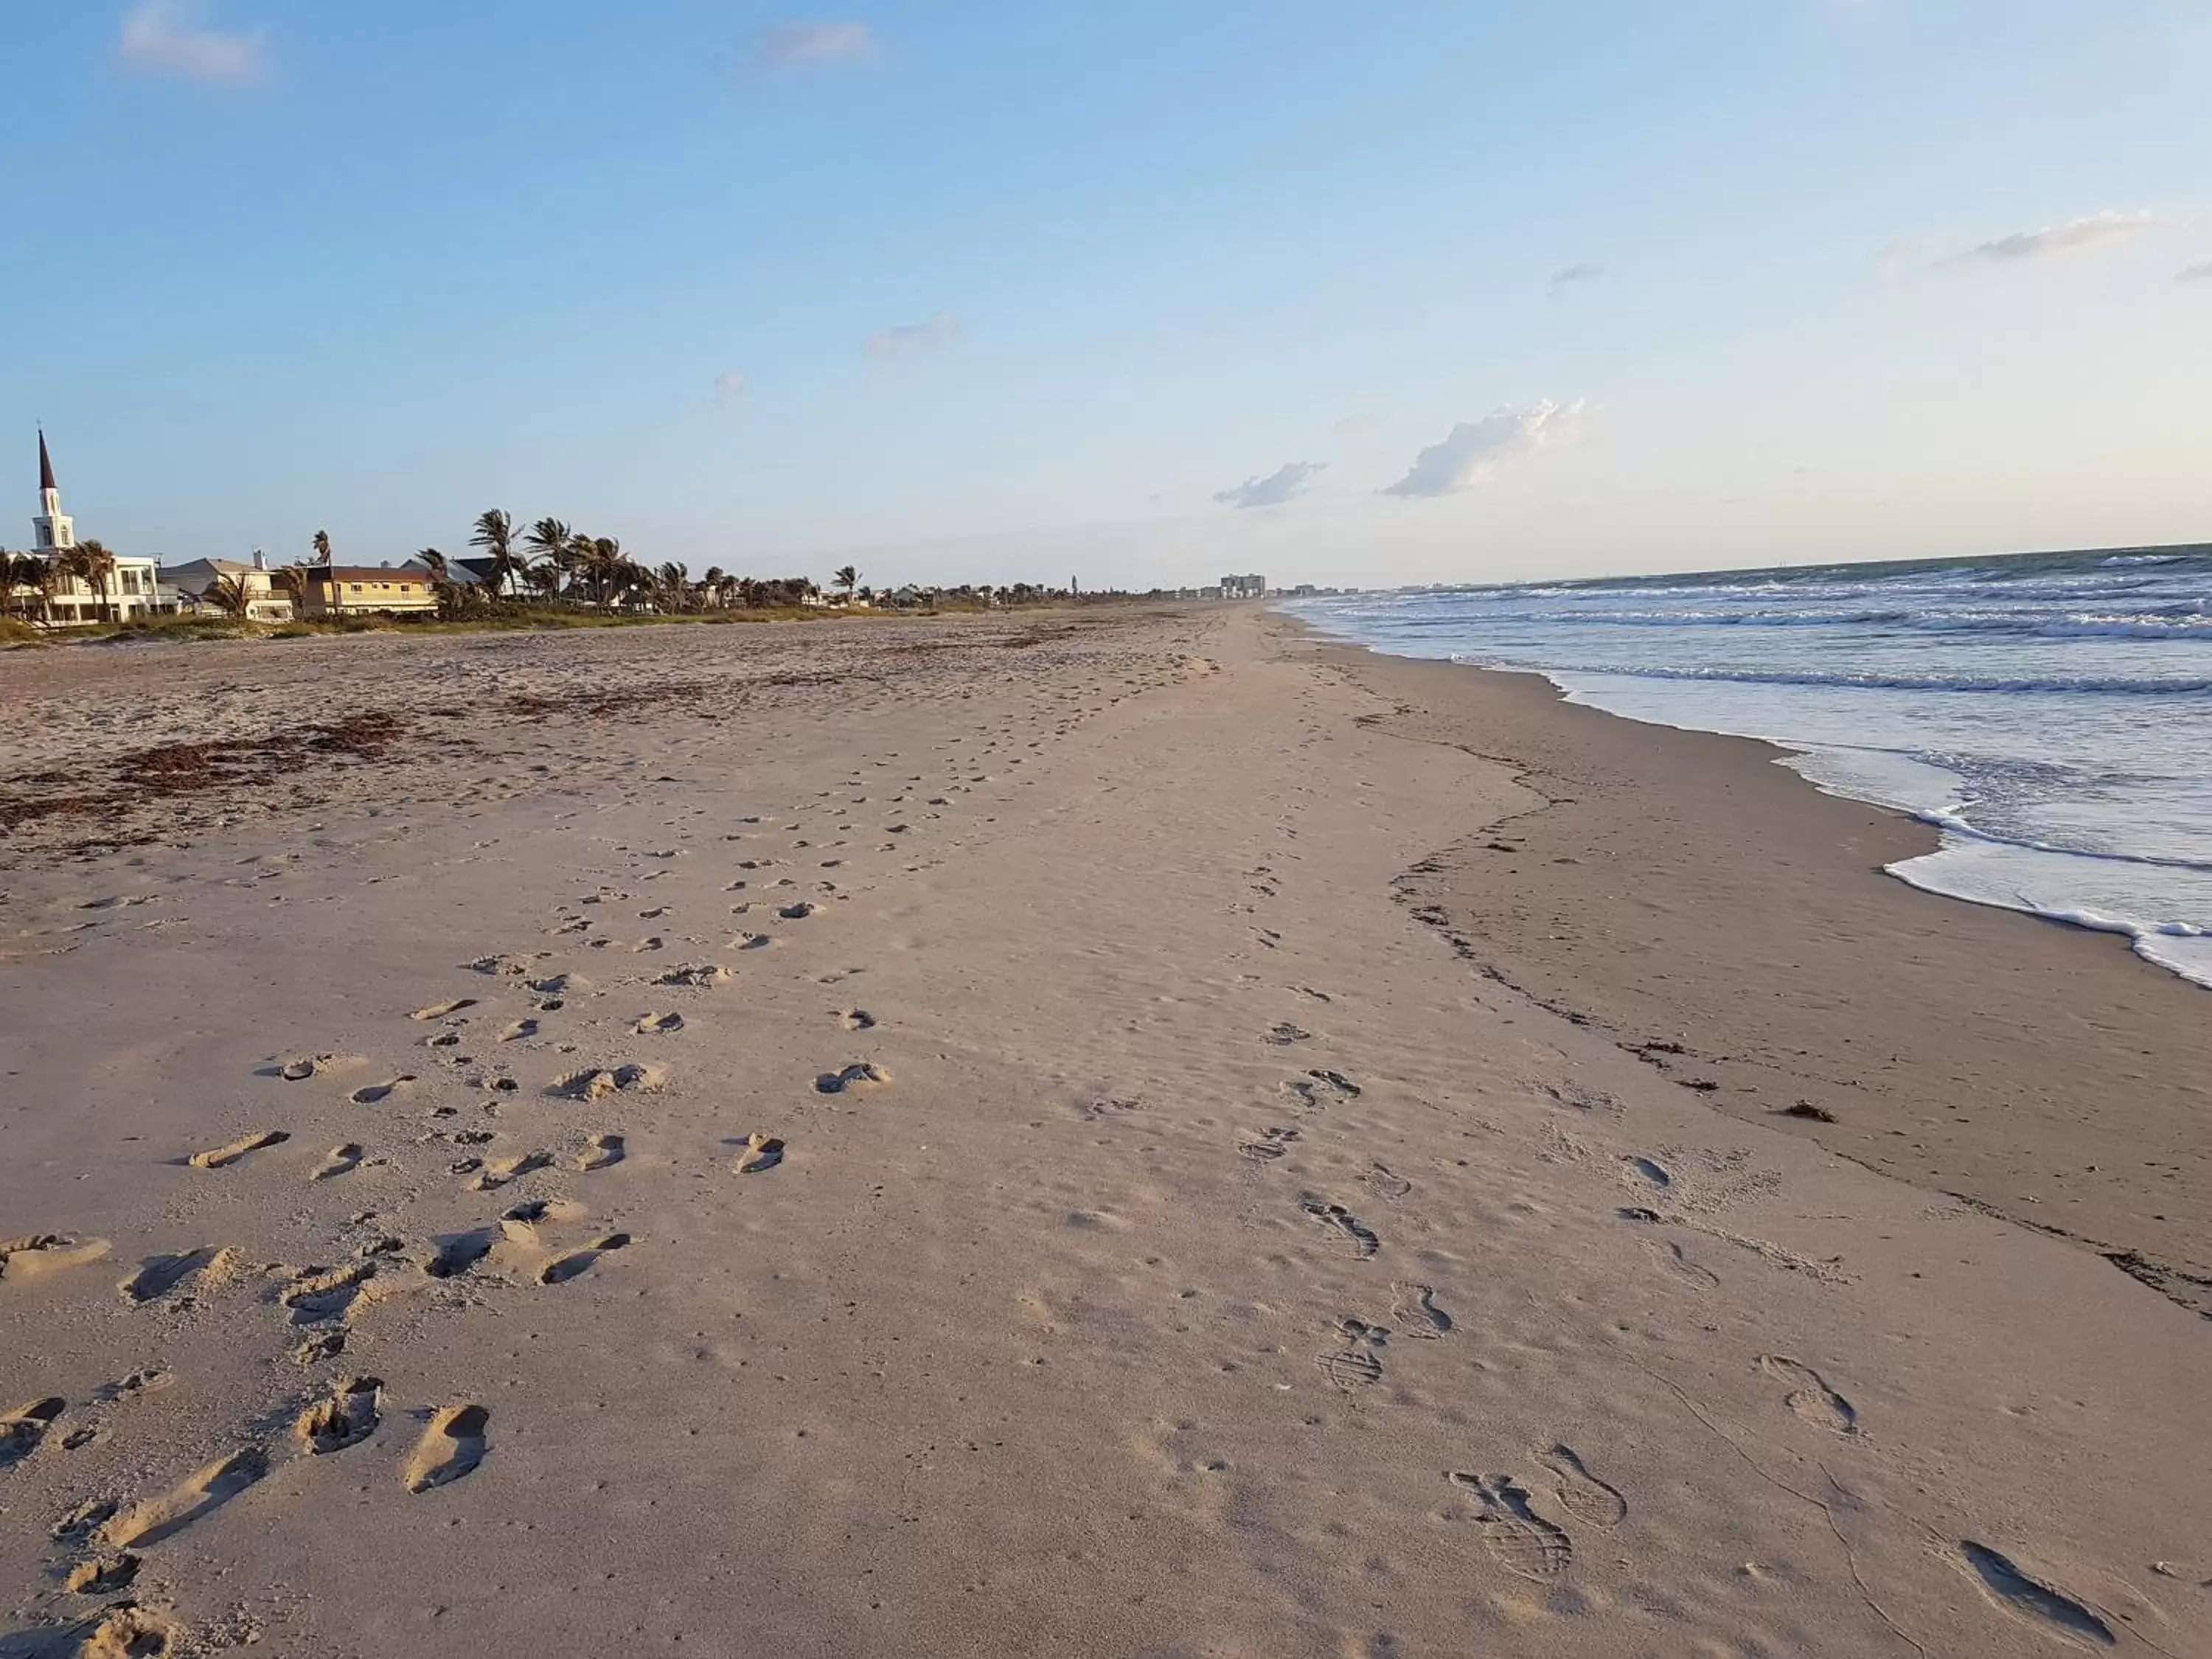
32;430;74;554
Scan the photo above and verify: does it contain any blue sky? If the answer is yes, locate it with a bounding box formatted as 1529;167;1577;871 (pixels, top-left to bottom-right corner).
5;1;2209;588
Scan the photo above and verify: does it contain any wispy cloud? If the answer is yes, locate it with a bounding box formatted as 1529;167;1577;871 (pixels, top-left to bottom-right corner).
1549;262;1603;293
748;20;874;73
714;369;748;400
1382;401;1585;499
2180;262;2212;285
1874;238;1921;281
1950;210;2161;265
1214;461;1326;510
119;0;266;84
865;311;961;358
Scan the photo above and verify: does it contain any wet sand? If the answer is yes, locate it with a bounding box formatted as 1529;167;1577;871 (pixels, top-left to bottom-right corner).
1309;630;2212;1319
0;606;2204;1657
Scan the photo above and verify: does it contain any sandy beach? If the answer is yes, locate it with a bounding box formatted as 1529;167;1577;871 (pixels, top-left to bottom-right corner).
1;605;2205;1658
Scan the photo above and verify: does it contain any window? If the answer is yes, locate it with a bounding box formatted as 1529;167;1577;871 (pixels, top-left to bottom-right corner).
349;584;364;594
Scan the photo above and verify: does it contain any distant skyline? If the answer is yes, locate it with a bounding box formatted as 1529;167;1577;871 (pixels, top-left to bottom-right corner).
7;1;2210;589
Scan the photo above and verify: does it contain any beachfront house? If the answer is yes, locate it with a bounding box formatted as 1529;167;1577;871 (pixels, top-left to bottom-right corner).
295;564;440;619
1220;574;1267;599
161;554;296;622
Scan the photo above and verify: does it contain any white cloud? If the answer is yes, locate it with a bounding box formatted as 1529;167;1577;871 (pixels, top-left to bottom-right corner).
865;311;961;358
2180;262;2212;285
748;21;873;72
1382;400;1585;498
714;369;747;400
1214;461;1326;510
119;0;266;84
1952;210;2161;264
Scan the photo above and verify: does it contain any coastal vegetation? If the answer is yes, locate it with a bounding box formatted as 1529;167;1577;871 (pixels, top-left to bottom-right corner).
1;505;1106;645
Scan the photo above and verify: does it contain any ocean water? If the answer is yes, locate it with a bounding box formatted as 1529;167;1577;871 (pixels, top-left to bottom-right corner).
1289;547;2212;990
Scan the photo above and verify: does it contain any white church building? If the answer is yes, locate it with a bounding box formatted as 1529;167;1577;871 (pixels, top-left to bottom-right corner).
14;433;163;624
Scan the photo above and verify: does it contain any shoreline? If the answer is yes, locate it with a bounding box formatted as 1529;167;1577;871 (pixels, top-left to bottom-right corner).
1281;617;2212;1316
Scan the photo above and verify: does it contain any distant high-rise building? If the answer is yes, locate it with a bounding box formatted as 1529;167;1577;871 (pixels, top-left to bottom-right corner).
1219;574;1267;599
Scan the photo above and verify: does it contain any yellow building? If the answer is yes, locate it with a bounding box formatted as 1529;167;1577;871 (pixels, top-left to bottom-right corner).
296;565;439;618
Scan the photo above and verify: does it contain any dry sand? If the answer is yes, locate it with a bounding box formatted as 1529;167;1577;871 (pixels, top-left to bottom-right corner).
0;606;2204;1657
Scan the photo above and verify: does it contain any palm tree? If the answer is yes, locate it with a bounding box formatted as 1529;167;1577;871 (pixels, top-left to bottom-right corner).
582;536;627;609
834;564;859;602
524;518;569;602
206;572;254;619
312;529;333;564
655;562;689;613
72;541;118;624
470;510;524;601
417;548;474;618
271;564;310;617
1;550;44;622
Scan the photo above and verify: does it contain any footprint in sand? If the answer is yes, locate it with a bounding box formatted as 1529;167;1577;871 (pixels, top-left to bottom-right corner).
1959;1542;2116;1649
0;1234;111;1284
0;1397;66;1469
462;955;534;978
1301;1200;1380;1260
1447;1472;1575;1581
311;1144;366;1182
837;1009;876;1032
1265;1023;1312;1046
409;998;477;1021
294;1377;383;1454
278;1053;358;1082
498;1019;540;1043
116;1248;220;1305
469;1151;552;1192
1624;1156;1673;1192
633;1012;685;1036
1389;1283;1453;1339
423;1229;497;1281
1535;1444;1627;1528
1284;1070;1362;1110
658;964;733;989
1759;1355;1860;1436
1649;1239;1719;1290
63;1553;142;1595
778;902;818;920
1364;1162;1412;1200
815;1062;890;1095
404;1404;490;1492
577;1133;625;1172
530;971;591;998
71;1603;178;1656
540;1234;632;1285
188;1130;290;1170
552;1064;664;1102
1238;1126;1301;1164
1315;1318;1390;1394
102;1446;268;1548
349;1076;417;1105
282;1261;377;1324
733;1133;785;1174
